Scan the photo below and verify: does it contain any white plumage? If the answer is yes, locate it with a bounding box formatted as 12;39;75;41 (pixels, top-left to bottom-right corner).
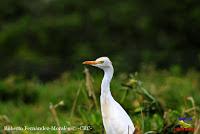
83;57;135;134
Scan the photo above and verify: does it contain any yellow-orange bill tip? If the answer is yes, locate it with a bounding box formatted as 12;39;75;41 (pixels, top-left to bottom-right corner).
82;61;98;65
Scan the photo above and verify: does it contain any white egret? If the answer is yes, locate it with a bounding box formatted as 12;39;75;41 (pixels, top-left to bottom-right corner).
83;57;135;134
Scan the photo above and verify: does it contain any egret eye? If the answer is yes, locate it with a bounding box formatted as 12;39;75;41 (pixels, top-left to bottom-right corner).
99;61;104;64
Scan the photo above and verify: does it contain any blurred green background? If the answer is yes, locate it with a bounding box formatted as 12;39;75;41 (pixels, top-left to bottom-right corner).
0;0;200;80
0;0;200;133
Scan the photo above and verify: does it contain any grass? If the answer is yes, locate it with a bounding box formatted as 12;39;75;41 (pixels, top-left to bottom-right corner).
0;66;200;134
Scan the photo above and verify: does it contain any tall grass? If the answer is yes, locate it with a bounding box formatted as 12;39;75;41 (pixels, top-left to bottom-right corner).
0;67;200;133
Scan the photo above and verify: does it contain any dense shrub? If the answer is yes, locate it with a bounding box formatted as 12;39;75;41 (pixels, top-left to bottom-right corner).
0;0;200;80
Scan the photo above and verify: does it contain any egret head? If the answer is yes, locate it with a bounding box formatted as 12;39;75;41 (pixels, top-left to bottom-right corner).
82;57;113;70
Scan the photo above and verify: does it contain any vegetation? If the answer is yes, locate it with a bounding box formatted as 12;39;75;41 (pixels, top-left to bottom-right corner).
0;0;200;79
0;0;200;133
0;66;199;133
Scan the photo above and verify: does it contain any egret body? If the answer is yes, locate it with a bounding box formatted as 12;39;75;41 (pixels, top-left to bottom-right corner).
83;57;135;134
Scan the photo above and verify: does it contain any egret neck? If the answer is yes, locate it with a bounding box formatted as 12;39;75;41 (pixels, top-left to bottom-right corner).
101;66;114;99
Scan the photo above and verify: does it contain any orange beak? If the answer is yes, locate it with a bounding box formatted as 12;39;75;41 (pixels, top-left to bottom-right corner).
82;61;99;65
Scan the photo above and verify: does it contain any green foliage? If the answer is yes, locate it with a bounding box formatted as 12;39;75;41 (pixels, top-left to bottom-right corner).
0;75;39;104
0;0;200;133
0;69;199;133
0;0;200;79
